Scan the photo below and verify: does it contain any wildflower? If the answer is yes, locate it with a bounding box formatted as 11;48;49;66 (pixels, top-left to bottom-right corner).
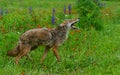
63;5;66;14
37;24;42;28
65;14;68;17
52;8;55;14
94;46;96;49
106;13;109;16
42;65;47;69
94;0;105;8
51;14;55;25
17;32;20;34
29;6;32;14
0;8;3;16
72;48;76;51
32;17;34;21
68;4;72;14
21;70;25;75
98;2;105;8
5;9;8;14
75;30;81;33
70;31;74;34
1;26;5;33
51;8;56;25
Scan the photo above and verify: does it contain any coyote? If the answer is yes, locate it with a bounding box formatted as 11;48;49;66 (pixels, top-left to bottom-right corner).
7;18;79;64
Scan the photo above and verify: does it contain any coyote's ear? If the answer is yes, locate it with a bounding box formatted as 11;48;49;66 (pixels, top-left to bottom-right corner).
58;23;65;27
58;25;62;28
67;21;70;24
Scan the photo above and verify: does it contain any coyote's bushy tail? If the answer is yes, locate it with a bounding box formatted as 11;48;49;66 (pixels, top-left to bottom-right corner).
7;44;20;57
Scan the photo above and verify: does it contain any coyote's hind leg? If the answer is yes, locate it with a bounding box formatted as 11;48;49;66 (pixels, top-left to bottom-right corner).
15;45;31;65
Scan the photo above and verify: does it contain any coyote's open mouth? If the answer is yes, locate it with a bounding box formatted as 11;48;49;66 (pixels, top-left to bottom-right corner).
71;18;79;30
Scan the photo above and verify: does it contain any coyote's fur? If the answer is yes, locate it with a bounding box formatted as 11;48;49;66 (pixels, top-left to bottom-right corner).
7;18;79;64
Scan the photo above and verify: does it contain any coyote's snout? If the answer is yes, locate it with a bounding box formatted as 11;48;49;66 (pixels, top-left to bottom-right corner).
7;18;79;64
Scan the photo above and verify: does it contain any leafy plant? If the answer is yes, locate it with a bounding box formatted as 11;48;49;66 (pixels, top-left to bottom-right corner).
77;0;103;30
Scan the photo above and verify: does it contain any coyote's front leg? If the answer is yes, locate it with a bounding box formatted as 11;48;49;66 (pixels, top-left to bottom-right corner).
40;46;51;64
52;45;61;62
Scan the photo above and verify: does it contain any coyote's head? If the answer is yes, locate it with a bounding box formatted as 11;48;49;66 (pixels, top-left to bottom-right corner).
59;18;80;30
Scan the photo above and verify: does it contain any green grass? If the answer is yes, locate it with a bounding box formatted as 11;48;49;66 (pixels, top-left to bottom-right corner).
0;0;120;75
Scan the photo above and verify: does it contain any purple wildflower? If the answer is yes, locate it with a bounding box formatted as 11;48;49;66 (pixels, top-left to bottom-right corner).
94;0;105;8
29;6;32;14
68;4;72;14
98;2;105;8
52;8;55;14
5;9;8;14
52;8;56;25
63;5;66;14
0;8;3;16
52;14;55;25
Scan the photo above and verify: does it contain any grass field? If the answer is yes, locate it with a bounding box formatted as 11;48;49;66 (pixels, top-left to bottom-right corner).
0;0;120;75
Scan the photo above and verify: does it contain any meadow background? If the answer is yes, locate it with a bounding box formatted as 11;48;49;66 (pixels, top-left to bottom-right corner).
0;0;120;75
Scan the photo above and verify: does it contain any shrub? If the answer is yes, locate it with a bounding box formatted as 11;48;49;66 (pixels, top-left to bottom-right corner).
77;0;103;30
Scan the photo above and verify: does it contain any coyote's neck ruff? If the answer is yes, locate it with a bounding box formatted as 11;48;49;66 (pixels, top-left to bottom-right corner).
7;18;79;64
50;25;70;46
